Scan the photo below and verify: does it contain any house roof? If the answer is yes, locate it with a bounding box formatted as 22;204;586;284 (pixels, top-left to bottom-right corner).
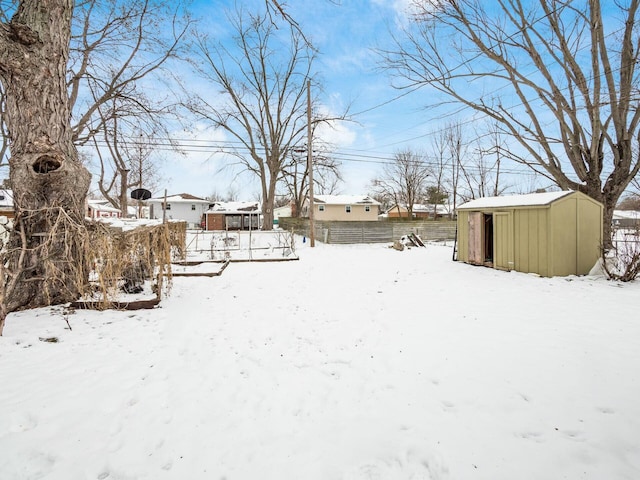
149;193;210;203
457;191;573;210
313;195;381;206
206;201;261;214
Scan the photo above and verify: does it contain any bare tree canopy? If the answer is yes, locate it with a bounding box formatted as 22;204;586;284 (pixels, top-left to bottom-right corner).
68;0;190;211
384;0;640;246
187;7;319;229
283;137;342;218
372;148;431;218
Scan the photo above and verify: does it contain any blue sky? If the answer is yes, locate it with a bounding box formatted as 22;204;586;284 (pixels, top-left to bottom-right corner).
160;0;490;199
2;1;631;202
0;0;546;200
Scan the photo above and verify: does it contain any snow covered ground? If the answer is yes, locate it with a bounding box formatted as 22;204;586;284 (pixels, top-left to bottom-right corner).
1;238;639;480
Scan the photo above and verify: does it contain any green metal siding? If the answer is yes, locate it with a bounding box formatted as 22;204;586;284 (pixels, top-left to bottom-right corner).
576;196;603;274
513;208;550;275
493;212;513;270
456;211;470;262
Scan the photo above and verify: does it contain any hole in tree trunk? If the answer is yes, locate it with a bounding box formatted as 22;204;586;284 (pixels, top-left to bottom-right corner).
32;155;62;174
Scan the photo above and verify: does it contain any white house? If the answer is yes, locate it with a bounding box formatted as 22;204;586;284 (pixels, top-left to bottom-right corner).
0;189;13;250
87;200;122;219
381;203;451;219
0;189;14;219
613;210;640;229
147;193;211;228
273;203;292;225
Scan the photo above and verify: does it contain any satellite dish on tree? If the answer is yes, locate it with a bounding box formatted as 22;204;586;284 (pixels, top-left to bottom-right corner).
130;188;151;200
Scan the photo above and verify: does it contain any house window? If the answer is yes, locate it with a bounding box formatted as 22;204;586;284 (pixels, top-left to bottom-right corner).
318;205;325;212
191;204;196;211
165;203;171;210
365;205;370;212
345;205;351;213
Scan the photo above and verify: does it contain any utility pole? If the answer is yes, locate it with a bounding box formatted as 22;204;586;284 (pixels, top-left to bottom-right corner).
138;134;143;218
307;79;315;247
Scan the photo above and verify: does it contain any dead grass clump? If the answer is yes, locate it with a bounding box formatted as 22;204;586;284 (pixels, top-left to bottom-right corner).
602;228;640;282
82;220;187;306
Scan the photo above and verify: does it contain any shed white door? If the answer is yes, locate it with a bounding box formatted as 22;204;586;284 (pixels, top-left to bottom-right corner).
468;212;483;265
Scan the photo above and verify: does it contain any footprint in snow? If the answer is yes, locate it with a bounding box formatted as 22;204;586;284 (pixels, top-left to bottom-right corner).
8;412;38;433
516;431;544;443
598;406;615;414
341;452;446;480
441;400;456;412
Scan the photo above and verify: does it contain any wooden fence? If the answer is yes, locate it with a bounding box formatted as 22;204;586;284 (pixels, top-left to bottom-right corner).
278;218;456;245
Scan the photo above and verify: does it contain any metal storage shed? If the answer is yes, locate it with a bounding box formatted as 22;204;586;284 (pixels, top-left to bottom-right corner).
456;191;603;277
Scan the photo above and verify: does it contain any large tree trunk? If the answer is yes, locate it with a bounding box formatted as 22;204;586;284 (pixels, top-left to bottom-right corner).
0;0;91;330
261;176;277;231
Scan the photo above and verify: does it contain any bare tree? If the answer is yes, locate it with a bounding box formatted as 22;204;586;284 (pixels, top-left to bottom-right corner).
429;124;458;216
69;0;190;210
483;122;507;197
384;0;640;247
372;149;431;218
283;141;342;217
93;120;162;215
458;140;508;201
188;10;310;229
442;121;467;213
428;120;513;214
187;8;346;229
0;0;92;332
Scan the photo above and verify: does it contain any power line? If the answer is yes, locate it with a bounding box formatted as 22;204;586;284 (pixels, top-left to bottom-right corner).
87;135;540;178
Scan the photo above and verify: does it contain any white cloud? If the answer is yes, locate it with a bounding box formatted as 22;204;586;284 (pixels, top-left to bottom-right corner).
160;124;248;198
371;0;417;22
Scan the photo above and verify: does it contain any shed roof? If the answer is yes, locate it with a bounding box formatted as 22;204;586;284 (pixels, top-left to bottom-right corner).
457;191;573;210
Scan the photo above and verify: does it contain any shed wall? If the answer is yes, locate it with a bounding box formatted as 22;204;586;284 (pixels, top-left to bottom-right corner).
550;197;578;276
493;212;513;271
456;211;470;263
576;196;602;274
513;208;550;276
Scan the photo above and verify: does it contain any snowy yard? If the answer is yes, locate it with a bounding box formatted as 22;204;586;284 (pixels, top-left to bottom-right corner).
1;239;639;479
